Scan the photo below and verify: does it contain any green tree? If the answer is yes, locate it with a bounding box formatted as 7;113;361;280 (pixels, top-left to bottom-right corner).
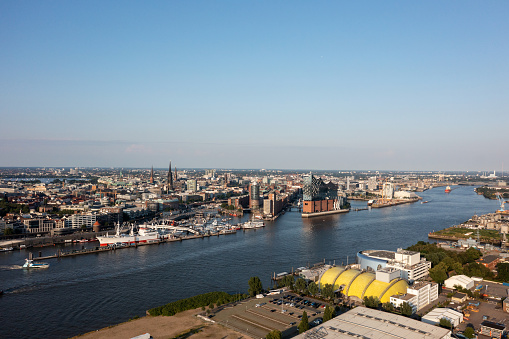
3;227;14;235
451;261;464;275
266;330;282;339
363;296;380;309
463;262;494;280
400;302;413;316
295;278;306;293
279;275;294;290
463;326;475;338
462;247;481;263
429;262;448;284
308;282;318;296
439;317;452;329
496;262;509;282
248;276;263;297
323;305;334;322
382;302;394;312
321;283;334;300
298;311;309;334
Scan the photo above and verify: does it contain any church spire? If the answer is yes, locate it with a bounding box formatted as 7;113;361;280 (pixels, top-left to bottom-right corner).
150;165;154;184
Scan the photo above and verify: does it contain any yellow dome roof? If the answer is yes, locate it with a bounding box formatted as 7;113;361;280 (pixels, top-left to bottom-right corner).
380;279;408;303
346;272;375;299
335;269;362;291
319;267;409;303
364;279;390;300
319;266;345;290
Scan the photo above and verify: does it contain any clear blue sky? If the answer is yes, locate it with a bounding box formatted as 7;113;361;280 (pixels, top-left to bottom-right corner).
1;1;508;171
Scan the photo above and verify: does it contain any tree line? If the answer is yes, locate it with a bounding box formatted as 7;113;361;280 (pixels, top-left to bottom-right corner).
147;291;247;316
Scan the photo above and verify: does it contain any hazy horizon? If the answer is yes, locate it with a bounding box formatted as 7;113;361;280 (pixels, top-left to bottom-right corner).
1;1;508;170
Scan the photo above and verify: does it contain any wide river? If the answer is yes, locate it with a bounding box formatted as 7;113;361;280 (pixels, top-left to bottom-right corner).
0;186;501;338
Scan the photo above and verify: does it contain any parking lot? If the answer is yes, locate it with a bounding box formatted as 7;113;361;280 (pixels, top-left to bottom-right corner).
476;280;509;299
212;292;328;338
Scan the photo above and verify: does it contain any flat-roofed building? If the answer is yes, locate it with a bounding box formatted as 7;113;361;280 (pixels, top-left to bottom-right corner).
476;255;501;271
405;281;439;311
390;293;418;314
293;306;452;339
358;249;431;281
480;321;506;339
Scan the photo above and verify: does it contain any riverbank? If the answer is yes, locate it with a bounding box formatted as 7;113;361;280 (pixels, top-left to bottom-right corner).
73;308;247;339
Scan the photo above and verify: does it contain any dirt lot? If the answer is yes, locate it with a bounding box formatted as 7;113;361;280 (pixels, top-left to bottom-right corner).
72;308;248;339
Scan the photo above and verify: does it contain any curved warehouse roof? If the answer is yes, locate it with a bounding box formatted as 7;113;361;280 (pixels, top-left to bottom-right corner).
347;272;376;299
319;266;345;289
320;267;408;303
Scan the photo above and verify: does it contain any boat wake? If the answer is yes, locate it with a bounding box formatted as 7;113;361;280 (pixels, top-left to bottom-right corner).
0;265;23;270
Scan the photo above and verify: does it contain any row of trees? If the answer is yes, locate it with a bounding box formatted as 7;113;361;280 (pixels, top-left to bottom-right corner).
148;291;247;316
364;296;413;316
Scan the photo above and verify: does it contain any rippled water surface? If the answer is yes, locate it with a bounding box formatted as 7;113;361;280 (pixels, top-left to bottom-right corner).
0;186;500;338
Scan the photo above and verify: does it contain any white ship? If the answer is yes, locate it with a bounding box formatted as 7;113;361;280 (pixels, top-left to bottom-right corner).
96;224;160;247
242;220;265;229
23;259;50;269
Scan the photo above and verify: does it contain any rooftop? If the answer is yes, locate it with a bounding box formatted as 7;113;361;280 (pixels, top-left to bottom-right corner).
294;306;451;339
364;250;395;260
481;321;506;331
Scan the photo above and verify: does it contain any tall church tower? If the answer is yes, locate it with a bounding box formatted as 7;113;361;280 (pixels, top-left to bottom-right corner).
150;166;154;184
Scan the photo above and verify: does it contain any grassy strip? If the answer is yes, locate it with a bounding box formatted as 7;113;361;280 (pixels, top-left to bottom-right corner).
432;227;501;241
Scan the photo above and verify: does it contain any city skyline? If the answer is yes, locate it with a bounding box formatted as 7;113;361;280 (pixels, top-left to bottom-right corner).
1;1;508;170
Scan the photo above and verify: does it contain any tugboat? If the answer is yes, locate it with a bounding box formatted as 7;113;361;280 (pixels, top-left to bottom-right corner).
445;186;451;193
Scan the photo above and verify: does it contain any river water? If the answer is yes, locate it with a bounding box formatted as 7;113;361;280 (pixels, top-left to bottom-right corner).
0;186;500;338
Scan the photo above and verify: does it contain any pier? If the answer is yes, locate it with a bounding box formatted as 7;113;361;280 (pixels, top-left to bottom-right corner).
31;233;232;261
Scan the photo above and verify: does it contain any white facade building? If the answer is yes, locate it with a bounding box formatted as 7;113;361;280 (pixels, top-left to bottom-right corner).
359;249;431;282
390;293;418;314
407;281;439;311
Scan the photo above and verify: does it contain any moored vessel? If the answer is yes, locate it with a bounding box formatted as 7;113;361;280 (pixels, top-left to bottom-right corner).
242;220;265;229
96;223;160;247
445;186;451;193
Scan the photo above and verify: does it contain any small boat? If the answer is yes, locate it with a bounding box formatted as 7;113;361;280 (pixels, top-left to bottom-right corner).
445;186;451;193
22;258;50;269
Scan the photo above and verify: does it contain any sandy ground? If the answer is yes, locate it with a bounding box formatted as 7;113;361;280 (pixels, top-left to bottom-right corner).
73;309;249;339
